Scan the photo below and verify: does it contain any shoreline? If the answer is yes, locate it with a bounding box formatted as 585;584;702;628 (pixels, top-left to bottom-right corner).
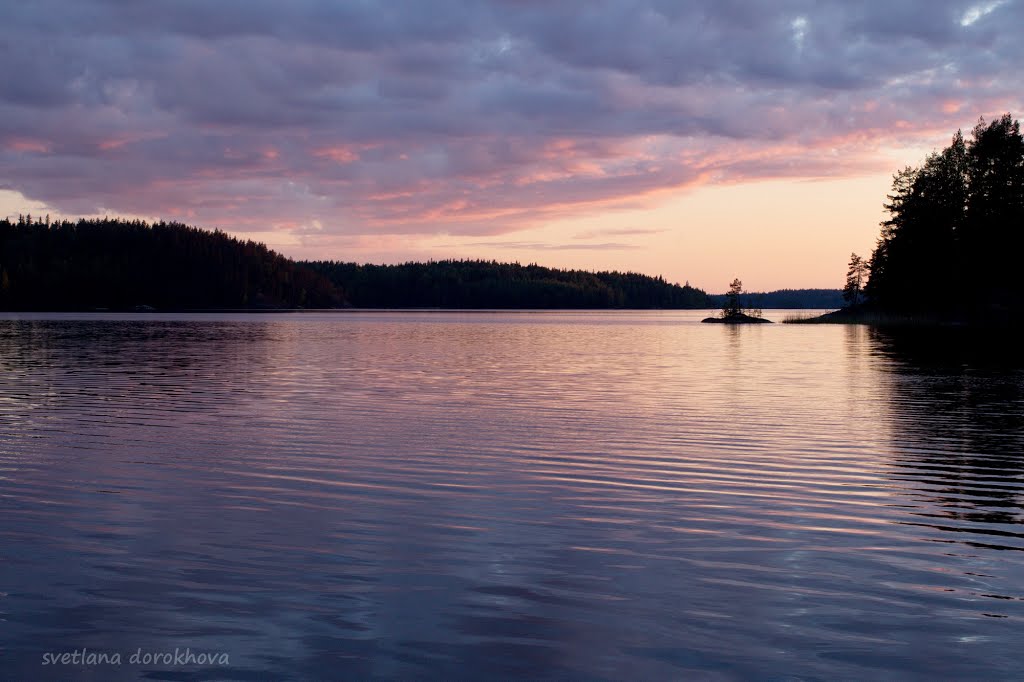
0;306;838;315
783;307;1023;328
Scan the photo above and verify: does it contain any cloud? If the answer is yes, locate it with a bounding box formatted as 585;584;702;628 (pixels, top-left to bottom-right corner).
574;227;668;239
0;0;1021;242
455;240;643;251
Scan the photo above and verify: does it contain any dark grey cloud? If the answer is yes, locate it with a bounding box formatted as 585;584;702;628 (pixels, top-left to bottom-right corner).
1;0;1021;238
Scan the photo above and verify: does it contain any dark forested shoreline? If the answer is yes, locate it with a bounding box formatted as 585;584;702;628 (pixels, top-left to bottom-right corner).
868;114;1024;321
0;217;711;311
306;260;711;309
0;217;343;310
707;288;843;310
797;113;1024;326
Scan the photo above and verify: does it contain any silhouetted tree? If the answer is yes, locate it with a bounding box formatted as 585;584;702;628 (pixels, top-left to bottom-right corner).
0;217;343;310
723;279;744;318
863;113;1024;322
963;114;1024;311
0;219;711;311
708;289;845;309
843;253;868;306
305;259;710;309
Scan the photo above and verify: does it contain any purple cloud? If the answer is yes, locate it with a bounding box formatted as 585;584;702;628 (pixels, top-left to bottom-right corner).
1;0;1021;241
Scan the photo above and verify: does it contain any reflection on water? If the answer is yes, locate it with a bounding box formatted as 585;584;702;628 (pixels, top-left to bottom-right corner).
871;328;1024;548
1;312;1023;680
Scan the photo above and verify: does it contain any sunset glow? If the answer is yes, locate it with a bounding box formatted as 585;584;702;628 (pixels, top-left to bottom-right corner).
1;1;1021;291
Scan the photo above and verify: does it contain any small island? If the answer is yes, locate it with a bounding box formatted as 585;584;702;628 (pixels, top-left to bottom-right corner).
702;279;773;323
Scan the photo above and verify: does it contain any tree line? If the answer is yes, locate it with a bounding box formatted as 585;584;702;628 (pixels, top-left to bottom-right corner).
0;216;710;310
848;113;1023;322
305;260;711;309
709;288;844;310
0;216;342;310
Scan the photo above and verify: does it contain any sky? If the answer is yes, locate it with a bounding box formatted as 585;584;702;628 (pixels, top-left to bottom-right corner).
1;0;1022;292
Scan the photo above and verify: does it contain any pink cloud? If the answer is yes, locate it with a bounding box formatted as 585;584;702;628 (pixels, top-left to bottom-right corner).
0;0;1021;248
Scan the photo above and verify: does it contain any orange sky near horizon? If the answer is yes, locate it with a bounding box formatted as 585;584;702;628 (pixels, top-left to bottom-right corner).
3;2;1023;294
0;140;932;293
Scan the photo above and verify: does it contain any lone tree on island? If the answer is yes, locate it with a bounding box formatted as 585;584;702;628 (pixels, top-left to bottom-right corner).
723;278;744;318
703;278;770;323
723;278;763;319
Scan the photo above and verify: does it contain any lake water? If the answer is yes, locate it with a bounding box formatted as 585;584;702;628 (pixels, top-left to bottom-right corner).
2;311;1023;680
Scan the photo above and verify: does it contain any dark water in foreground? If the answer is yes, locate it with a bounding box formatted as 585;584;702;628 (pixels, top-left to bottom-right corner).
1;311;1023;680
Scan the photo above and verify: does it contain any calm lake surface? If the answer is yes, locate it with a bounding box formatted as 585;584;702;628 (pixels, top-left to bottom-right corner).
2;311;1023;680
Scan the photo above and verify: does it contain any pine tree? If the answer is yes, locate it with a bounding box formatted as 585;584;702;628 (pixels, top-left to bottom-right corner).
723;278;743;318
843;253;868;306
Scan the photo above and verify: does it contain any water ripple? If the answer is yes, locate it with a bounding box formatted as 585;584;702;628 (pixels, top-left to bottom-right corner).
1;312;1023;679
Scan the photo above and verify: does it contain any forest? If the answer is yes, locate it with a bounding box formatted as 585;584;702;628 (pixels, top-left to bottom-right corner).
0;217;711;310
852;113;1023;323
306;260;710;309
708;288;843;310
0;217;342;310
